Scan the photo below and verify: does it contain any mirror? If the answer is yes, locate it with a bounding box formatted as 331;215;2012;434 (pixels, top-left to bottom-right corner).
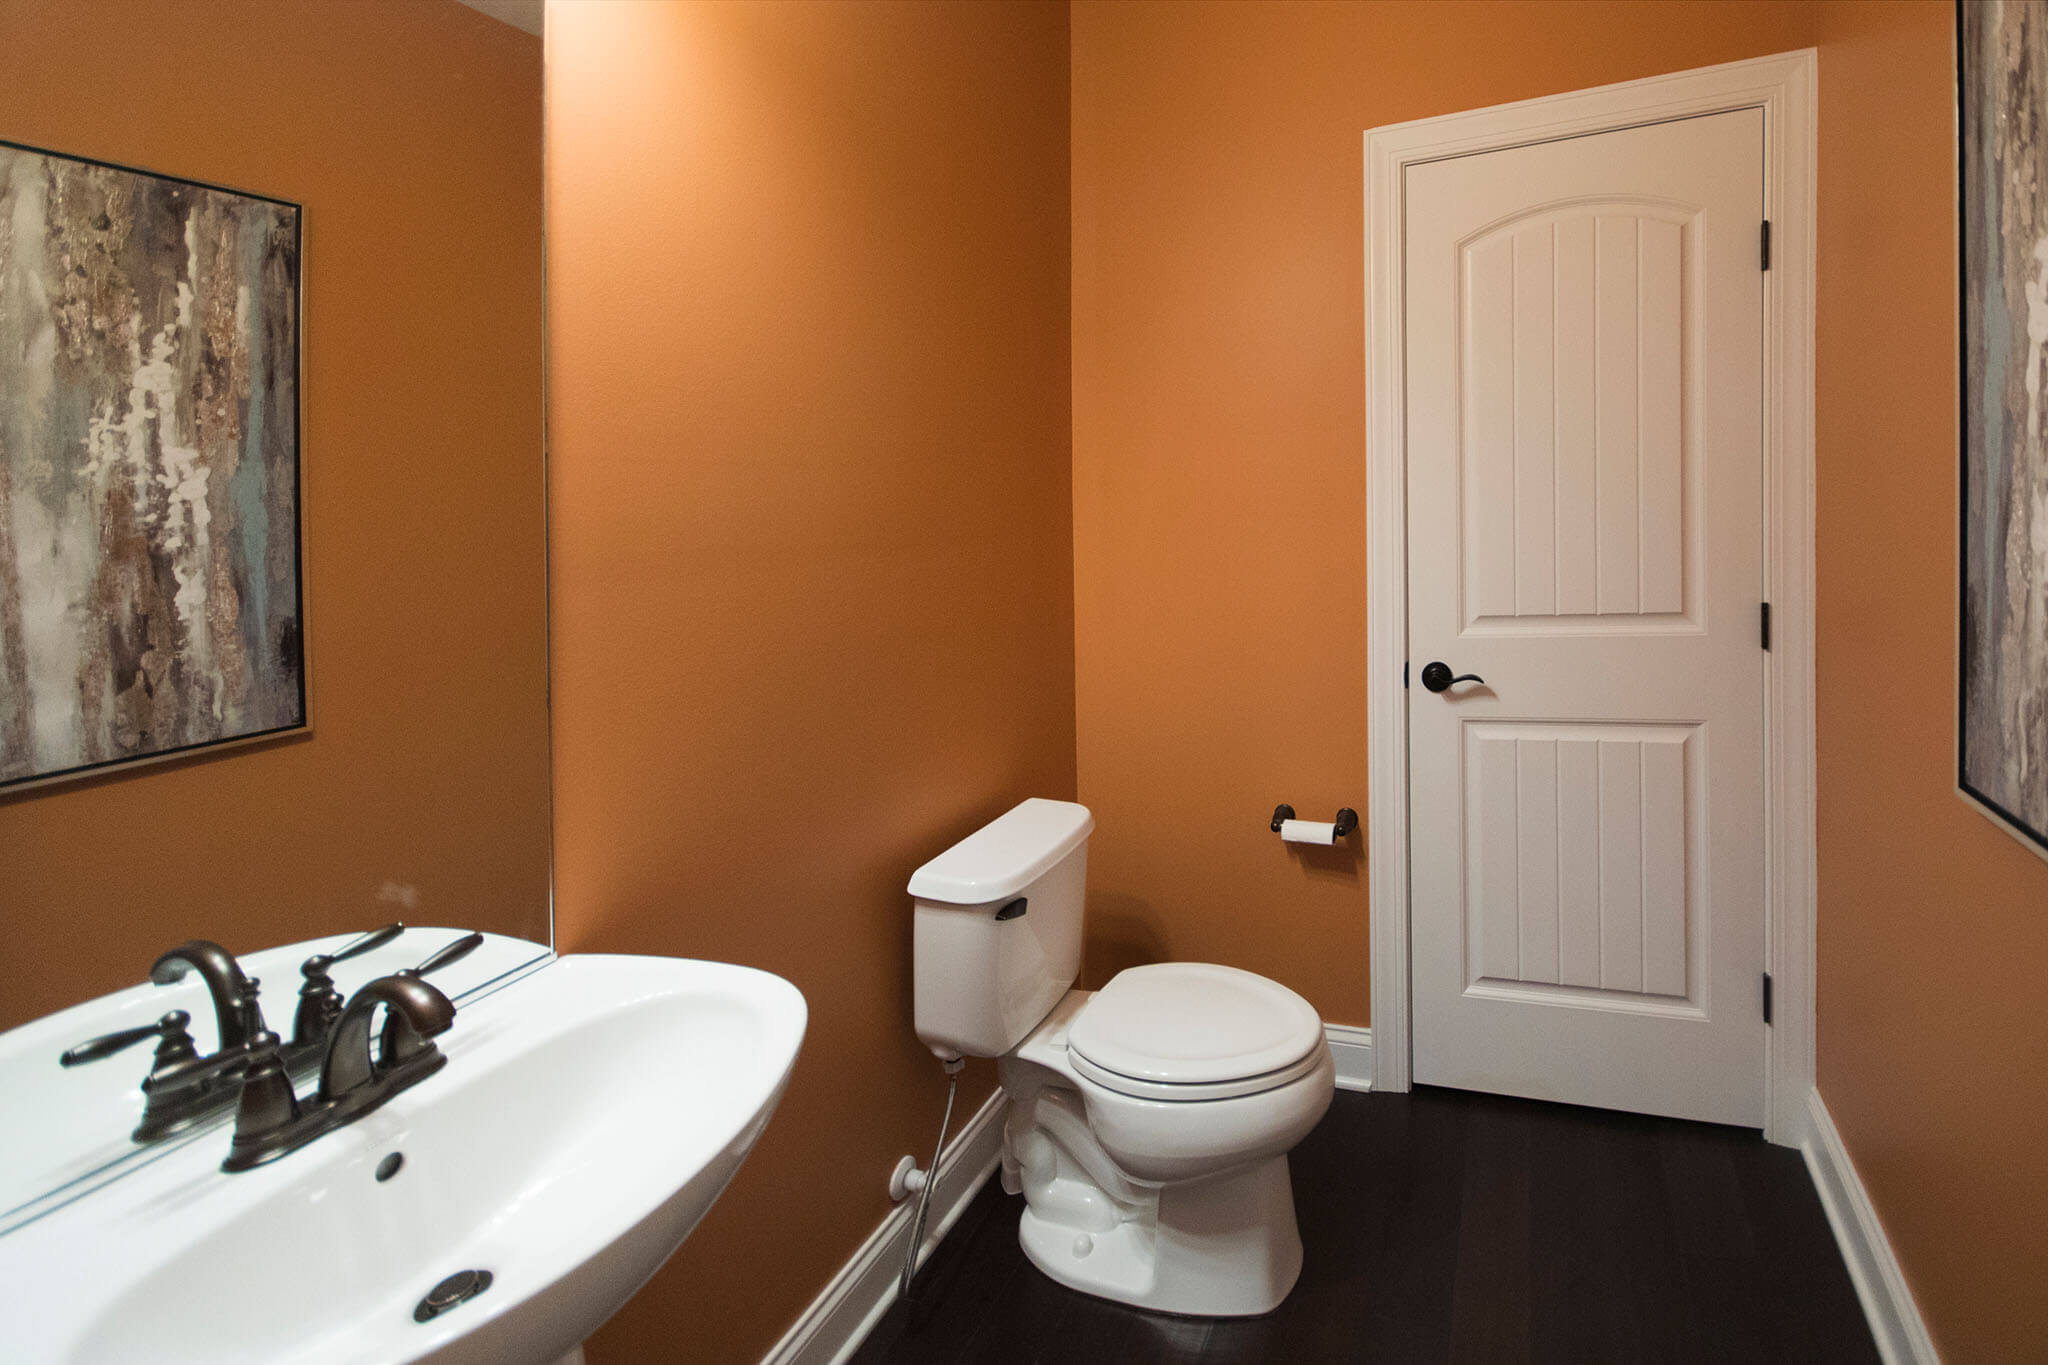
0;0;550;1208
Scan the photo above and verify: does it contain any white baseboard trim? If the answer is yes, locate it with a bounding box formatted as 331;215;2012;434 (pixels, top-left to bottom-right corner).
1325;1024;1373;1093
1801;1089;1939;1365
760;1088;1007;1365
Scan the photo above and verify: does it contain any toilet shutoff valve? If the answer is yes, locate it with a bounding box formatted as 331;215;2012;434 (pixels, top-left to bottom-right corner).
889;1155;929;1203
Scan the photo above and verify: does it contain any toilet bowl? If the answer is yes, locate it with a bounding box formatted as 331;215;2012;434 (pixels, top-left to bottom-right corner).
910;800;1335;1316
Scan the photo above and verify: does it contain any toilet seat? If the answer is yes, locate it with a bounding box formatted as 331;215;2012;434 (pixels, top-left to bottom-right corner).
1069;1042;1327;1102
1066;963;1325;1100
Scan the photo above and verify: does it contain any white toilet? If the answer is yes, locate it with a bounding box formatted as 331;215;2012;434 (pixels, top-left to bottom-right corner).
910;798;1335;1317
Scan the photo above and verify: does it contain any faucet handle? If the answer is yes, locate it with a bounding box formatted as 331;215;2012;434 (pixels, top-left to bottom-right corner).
405;931;483;980
300;921;406;983
333;920;406;963
60;1011;197;1069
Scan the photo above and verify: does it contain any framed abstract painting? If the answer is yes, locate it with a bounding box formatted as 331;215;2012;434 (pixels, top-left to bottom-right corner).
0;139;303;792
1960;2;2048;855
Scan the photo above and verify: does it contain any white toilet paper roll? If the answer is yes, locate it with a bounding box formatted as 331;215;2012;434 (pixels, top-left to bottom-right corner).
1279;819;1337;845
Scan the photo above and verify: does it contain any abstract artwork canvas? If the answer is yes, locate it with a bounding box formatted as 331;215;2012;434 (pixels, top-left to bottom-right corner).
1962;2;2048;854
0;140;302;791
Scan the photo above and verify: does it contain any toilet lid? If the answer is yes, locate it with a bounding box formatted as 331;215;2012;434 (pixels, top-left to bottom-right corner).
1067;963;1323;1086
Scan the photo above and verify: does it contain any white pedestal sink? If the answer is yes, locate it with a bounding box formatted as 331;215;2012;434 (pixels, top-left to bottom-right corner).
0;955;806;1364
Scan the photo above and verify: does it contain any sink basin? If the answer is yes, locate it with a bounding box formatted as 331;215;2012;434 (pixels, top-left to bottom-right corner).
0;955;806;1364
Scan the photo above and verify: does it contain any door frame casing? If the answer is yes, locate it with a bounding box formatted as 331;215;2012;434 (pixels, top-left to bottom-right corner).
1363;50;1818;1146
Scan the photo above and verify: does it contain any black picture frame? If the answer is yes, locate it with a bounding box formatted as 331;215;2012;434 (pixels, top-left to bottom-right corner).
0;137;305;794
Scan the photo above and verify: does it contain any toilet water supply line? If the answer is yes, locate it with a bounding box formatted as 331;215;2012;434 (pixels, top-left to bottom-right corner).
898;1056;965;1299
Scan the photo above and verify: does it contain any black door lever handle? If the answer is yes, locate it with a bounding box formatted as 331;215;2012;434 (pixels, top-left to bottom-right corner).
1419;661;1485;693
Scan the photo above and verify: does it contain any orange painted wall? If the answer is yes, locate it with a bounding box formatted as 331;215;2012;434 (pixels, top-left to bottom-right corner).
544;3;1074;1362
0;0;549;1031
1070;0;1816;1027
1814;3;2048;1360
1073;1;2047;1359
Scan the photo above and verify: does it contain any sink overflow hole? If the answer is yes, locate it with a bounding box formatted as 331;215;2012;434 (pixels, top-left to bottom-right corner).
414;1269;493;1324
375;1152;404;1182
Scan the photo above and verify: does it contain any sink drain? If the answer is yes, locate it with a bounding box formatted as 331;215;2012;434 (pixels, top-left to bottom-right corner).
414;1269;493;1323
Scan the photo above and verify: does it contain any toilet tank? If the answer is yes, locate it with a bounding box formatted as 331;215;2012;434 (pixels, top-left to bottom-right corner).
910;799;1093;1061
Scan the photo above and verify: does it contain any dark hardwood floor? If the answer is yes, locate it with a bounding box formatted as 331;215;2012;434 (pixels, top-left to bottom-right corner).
852;1087;1879;1365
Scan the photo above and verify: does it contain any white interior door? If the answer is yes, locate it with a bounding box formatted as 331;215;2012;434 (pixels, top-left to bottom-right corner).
1404;110;1767;1127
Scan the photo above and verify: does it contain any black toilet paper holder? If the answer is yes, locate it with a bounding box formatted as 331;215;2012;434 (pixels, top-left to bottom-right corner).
1270;805;1358;839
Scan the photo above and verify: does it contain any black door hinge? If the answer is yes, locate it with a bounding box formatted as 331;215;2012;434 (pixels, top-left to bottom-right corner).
1761;220;1772;271
1403;661;1409;689
1760;601;1772;651
1762;972;1774;1025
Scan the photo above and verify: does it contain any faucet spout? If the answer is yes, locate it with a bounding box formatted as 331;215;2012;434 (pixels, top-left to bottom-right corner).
212;975;460;1174
318;974;457;1103
150;940;264;1050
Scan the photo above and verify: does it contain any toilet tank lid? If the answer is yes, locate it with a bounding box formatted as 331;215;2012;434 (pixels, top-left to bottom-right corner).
907;799;1094;904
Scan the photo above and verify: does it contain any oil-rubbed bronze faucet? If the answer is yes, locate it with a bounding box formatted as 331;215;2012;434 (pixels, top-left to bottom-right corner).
219;971;461;1174
60;929;483;1163
61;938;270;1141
